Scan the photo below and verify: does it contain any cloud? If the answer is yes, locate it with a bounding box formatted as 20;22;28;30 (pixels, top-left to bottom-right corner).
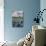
12;11;23;17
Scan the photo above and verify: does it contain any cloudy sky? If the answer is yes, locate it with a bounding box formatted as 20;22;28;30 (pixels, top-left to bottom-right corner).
12;11;23;17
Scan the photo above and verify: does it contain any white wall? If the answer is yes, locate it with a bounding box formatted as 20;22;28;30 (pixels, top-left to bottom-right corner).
0;0;4;42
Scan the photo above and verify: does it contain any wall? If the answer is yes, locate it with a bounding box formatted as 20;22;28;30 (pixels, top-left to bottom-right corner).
4;0;40;42
0;0;4;42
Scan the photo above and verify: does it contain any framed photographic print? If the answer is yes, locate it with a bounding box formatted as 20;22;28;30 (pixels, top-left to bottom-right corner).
12;11;24;27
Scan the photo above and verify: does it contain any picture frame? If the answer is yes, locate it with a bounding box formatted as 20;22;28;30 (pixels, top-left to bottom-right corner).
12;11;24;27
